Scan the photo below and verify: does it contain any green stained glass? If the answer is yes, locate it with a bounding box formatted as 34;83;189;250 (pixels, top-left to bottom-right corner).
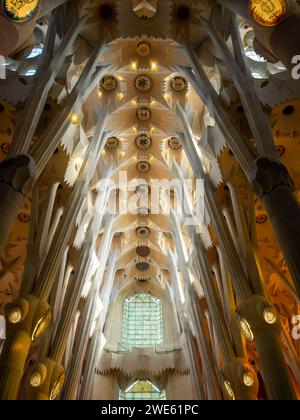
121;292;163;352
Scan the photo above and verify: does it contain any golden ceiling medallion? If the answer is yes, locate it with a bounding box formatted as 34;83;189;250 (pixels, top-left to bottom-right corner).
2;0;40;22
100;75;117;92
249;0;287;27
171;76;187;93
168;137;182;150
136;40;152;57
137;160;150;173
137;107;151;121
136;134;152;149
105;136;119;149
136;226;150;237
135;74;152;92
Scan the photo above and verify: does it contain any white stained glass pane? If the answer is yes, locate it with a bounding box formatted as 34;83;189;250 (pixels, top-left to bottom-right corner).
121;292;163;351
252;72;263;79
25;47;43;59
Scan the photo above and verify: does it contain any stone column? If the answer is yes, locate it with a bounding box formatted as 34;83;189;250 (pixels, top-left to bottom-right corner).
189;287;223;400
0;295;51;400
219;0;300;71
169;259;205;400
0;155;35;252
78;324;102;400
9;16;87;157
236;295;297;400
181;38;300;295
251;158;300;299
62;252;118;400
181;120;297;398
270;14;300;71
62;290;98;400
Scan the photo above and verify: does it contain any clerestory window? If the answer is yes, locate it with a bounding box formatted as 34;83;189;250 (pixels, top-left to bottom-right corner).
121;292;163;351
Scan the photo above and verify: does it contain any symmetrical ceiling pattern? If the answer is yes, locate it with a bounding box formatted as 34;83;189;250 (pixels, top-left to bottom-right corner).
0;0;300;401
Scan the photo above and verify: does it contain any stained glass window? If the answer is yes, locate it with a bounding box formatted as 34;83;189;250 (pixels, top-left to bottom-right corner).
121;292;163;351
119;380;166;400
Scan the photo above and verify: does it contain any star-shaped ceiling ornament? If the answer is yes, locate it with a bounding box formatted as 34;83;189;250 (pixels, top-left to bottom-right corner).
81;0;118;42
170;0;209;43
132;0;157;19
116;0;171;38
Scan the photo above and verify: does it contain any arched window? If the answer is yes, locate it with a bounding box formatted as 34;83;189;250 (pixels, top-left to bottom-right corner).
121;292;163;351
119;380;166;400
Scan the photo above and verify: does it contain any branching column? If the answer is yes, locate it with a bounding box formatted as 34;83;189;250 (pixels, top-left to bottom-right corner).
178;108;297;399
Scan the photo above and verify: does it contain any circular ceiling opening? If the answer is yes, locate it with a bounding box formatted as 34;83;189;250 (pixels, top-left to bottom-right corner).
282;105;294;115
177;6;190;20
99;4;113;19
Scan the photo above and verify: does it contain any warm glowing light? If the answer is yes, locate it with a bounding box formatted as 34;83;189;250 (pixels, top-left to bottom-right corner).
263;307;278;325
151;61;158;71
249;0;286;27
224;381;235;400
50;374;64;400
8;307;22;324
164;94;170;100
239;318;254;342
117;93;124;101
3;0;40;22
30;371;42;388
70;113;80;125
118;76;124;81
132;127;137;133
131;62;137;71
151;100;156;107
74;157;83;171
243;371;255;387
131;100;137;106
31;311;51;342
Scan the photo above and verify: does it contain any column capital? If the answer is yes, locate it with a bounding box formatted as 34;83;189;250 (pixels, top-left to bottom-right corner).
25;357;64;400
221;357;259;400
236;295;281;340
5;294;51;343
250;157;294;199
0;154;35;195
